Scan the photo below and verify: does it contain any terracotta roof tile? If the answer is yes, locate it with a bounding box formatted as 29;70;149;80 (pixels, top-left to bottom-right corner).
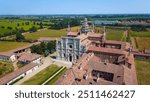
18;53;41;62
0;52;15;57
0;63;38;85
88;46;127;55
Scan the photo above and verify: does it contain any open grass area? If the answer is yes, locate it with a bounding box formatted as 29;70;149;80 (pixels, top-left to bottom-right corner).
0;20;40;35
22;64;61;85
135;59;150;85
135;37;150;51
106;29;124;41
24;29;66;41
129;28;150;38
45;68;67;85
0;41;29;52
0;61;14;78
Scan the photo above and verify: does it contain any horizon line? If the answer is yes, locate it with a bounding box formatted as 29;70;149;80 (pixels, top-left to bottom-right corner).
0;13;150;16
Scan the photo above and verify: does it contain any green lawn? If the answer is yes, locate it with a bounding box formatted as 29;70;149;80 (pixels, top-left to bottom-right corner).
0;41;29;52
24;29;66;41
135;37;150;51
135;60;150;85
106;29;124;41
0;61;14;78
45;68;67;85
22;64;61;85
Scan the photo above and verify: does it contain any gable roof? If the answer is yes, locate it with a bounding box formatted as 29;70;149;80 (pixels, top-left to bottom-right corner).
88;46;127;55
18;53;42;62
0;52;15;57
0;63;38;85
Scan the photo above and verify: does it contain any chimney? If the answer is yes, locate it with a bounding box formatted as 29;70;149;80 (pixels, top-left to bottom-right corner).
104;60;108;65
83;74;88;80
96;73;100;82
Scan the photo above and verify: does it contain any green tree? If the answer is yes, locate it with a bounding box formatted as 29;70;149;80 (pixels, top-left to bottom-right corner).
29;26;37;32
16;31;25;42
47;41;56;53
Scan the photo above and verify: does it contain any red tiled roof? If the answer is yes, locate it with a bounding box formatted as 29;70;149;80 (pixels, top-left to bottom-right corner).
0;63;38;85
81;39;92;46
144;49;150;54
105;40;125;45
67;32;79;36
76;34;88;41
87;33;103;38
0;52;15;57
10;42;41;53
88;46;127;55
56;51;137;85
38;37;57;42
18;53;42;62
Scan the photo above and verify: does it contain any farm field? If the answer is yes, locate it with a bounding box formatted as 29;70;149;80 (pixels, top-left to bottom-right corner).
22;64;61;85
0;61;14;78
0;20;53;38
129;28;150;38
135;59;150;85
24;29;66;41
0;41;29;52
134;37;150;50
0;20;39;34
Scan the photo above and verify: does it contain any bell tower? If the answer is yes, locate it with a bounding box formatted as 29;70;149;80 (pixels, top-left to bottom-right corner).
80;18;91;34
67;24;71;32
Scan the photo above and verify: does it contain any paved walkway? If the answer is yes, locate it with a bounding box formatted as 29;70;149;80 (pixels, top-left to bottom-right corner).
14;54;72;85
14;56;53;85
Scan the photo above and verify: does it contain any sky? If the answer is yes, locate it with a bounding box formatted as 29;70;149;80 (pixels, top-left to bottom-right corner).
0;0;150;15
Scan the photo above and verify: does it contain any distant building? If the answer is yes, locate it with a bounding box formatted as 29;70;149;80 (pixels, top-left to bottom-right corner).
93;20;118;25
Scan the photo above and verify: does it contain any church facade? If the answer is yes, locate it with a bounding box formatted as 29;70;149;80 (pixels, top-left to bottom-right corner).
56;18;104;63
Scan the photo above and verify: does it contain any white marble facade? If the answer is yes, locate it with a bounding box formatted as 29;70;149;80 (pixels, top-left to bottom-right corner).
56;37;86;62
56;18;93;63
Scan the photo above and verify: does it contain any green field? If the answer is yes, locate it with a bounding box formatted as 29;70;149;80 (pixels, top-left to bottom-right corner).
24;29;66;41
135;37;150;50
0;20;40;35
0;41;29;52
106;29;124;41
135;60;150;85
0;61;14;78
45;68;67;85
129;28;150;38
22;64;61;85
